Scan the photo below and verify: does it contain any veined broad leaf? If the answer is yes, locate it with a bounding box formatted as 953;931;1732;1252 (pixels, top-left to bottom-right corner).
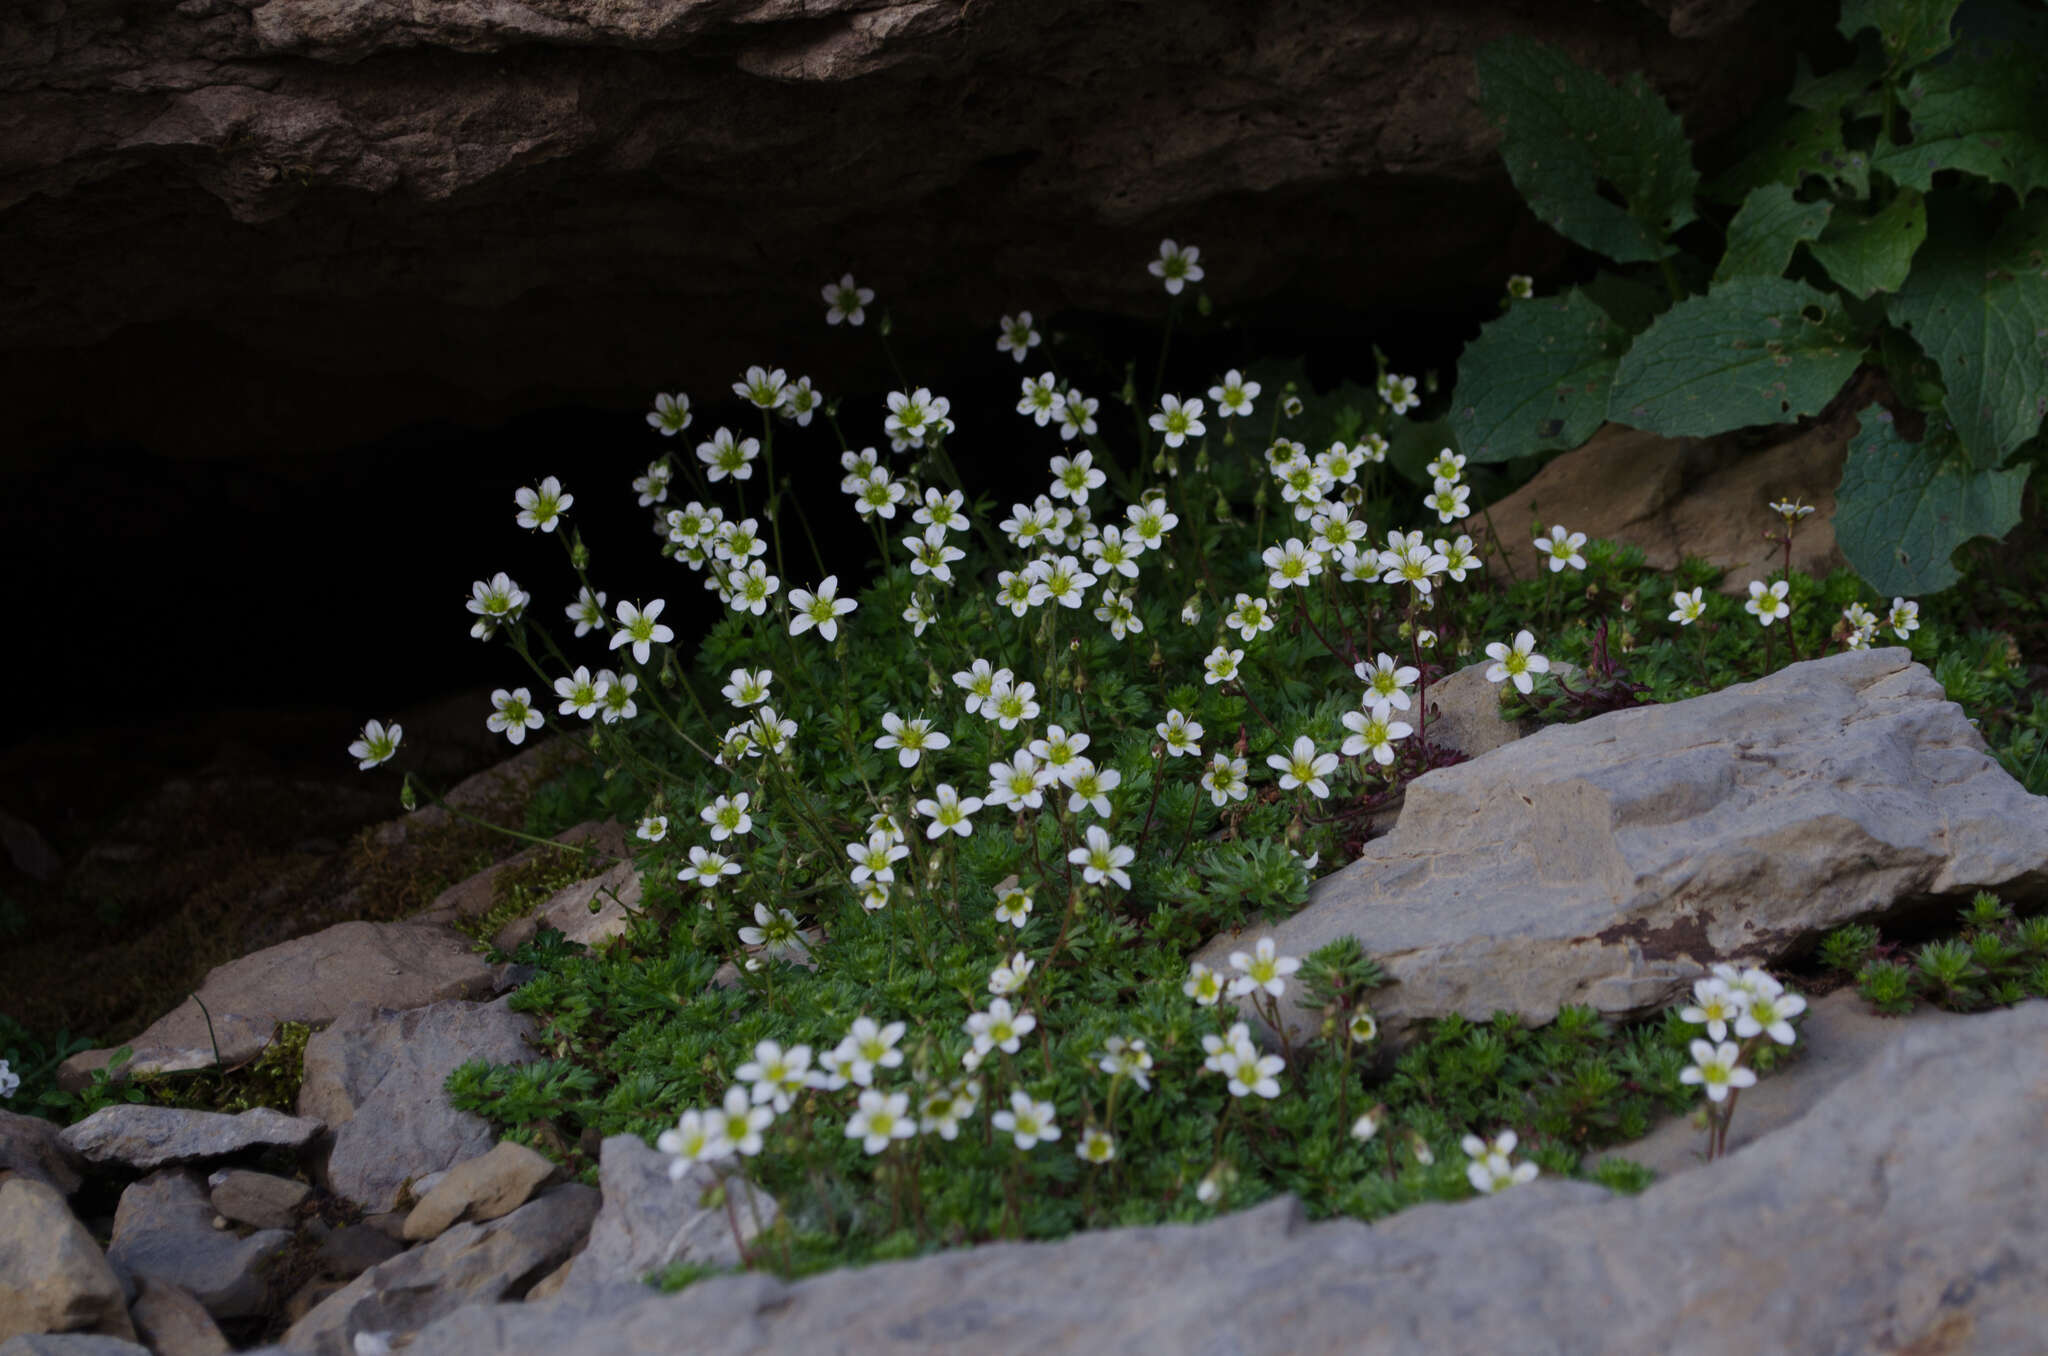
1886;197;2048;470
1451;290;1631;464
1710;104;1870;205
1477;36;1698;265
1832;405;2029;595
1713;184;1834;286
1607;277;1865;436
1787;50;1884;113
1868;42;2048;199
1837;0;1961;73
1809;189;1928;298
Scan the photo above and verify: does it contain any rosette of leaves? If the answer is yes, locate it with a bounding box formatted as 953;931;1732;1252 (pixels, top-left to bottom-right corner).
1453;1;2044;596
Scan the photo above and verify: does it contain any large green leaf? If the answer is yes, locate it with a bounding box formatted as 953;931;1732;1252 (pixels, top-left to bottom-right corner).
1450;290;1632;464
1787;50;1884;114
1476;36;1698;265
1713;184;1834;285
1710;105;1871;205
1868;43;2048;198
1809;189;1927;298
1837;0;1961;72
1607;277;1865;435
1886;198;2048;469
1833;405;2029;595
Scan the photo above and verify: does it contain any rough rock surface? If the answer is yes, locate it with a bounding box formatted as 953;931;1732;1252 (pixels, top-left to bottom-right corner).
490;859;640;955
284;1185;600;1356
300;998;540;1214
0;1;1819;463
0;1338;151;1356
0;1178;135;1344
125;1279;230;1356
1419;657;1580;762
0;1110;84;1195
60;1106;322;1173
1197;647;2048;1045
403;1142;560;1242
414;820;627;931
59;921;496;1088
105;1172;292;1320
403;1001;2048;1355
207;1169;313;1231
557;1136;777;1299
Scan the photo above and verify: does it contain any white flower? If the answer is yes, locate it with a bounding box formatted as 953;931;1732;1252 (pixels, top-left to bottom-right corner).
1680;1039;1757;1103
722;667;773;708
1028;723;1090;774
1157;709;1204;756
988;951;1037;996
992;1089;1061;1149
1378;535;1448;596
1507;274;1534;299
1483;630;1551;695
1534;524;1588;574
734;365;790;411
553;666;606;720
1348;1011;1379;1044
1076;1127;1117;1164
1081;525;1143;580
1148;239;1204;295
985;679;1041;731
1095;587;1142;641
1437;535;1483;583
1097;1036;1154;1091
994;887;1034;928
1424;478;1471;524
1203;645;1245;686
837;1017;906;1087
697;427;760;482
647;392;692;436
735;1039;813;1111
1208;369;1261;418
1424;449;1466;483
1067;825;1135;889
782;376;822;426
875;712;949;768
1351;1110;1380;1142
884;387;953;449
597;670;638;724
1055;389;1100;440
1225;593;1275;643
953;659;1006;717
1340;707;1411;767
1028;554;1096;609
997;311;1042;363
1227;936;1301;999
1267;736;1338;799
466;572;529;640
486;688;543;745
847;832;909;885
633;814;668;844
966;996;1037;1057
700;793;753;841
789;576;858;641
1745;579;1792;627
1150;394;1206;448
846;1089;917;1155
914;487;968;536
1125;497;1179;549
564;586;608;639
514;476;573;533
1886;597;1919;640
853;470;908;520
681;846;742;889
713;1085;774;1157
348;720;402;770
1378;371;1420;415
1768;496;1817;522
1200;753;1249;806
916;784;983;839
1049;449;1106;502
1466;1150;1539;1194
1678;978;1745;1042
656;1108;731;1173
1734;989;1807;1045
1355;652;1419;716
1184;961;1225;1006
1216;1043;1285;1099
1668;586;1707;625
611;599;674;665
1063;763;1122;818
727;561;780;616
823;273;874;327
919;1079;981;1140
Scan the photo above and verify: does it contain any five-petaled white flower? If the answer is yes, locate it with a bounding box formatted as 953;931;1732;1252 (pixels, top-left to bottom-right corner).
1056;389;1100;440
700;793;753;841
847;832;909;885
1150;394;1206;448
1208;369;1260;418
1745;579;1792;627
789;576;858;641
875;712;949;768
1768;496;1817;522
992;1089;1061;1149
823;273;874;327
985;750;1052;811
997;312;1042;363
565;585;608;638
736;1038;813;1111
1680;1039;1758;1103
1534;524;1588;573
514;476;573;533
994;887;1034;928
467;572;529;640
1076;1127;1117;1164
1355;652;1419;716
1735;989;1807;1045
966;996;1037;1056
1340;707;1411;767
487;688;543;745
681;845;742;889
728;560;780;616
1148;238;1204;294
1886;597;1919;640
1424;478;1470;525
1267;735;1338;799
846;1089;917;1155
697;427;760;482
915;783;983;839
349;720;403;770
598;670;638;724
1227;936;1301;999
919;1079;981;1140
657;1108;730;1173
953;659;1006;716
554;666;607;720
1669;587;1707;625
1049;449;1106;502
985;678;1042;731
1184;961;1225;1005
1215;1042;1285;1099
1203;646;1245;686
836;1017;906;1087
1483;630;1551;695
1097;1035;1154;1091
1200;753;1249;806
1378;372;1420;415
1067;825;1135;890
734;365;790;411
713;1085;774;1157
635;814;668;843
647;392;692;436
1157;709;1204;756
722;667;773;708
1679;977;1744;1041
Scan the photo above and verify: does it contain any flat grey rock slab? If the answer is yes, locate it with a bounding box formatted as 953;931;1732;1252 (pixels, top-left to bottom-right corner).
0;1110;84;1195
284;1185;600;1356
106;1171;291;1319
300;997;539;1214
0;1178;135;1344
557;1136;776;1299
60;1106;321;1172
1198;647;2048;1045
404;1001;2048;1355
59;921;495;1088
0;1337;151;1356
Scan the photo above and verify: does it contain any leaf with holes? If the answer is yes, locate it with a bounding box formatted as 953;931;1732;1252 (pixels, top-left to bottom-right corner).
1710;104;1870;206
1476;36;1698;265
1451;290;1632;464
1832;406;2029;595
1868;42;2048;199
1809;190;1927;298
1713;184;1833;285
1837;0;1962;73
1607;277;1865;436
1886;197;2048;470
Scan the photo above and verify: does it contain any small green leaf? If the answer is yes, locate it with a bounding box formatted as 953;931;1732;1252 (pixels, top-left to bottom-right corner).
1809;189;1927;298
1713;184;1833;285
1868;43;2048;198
1710;105;1870;205
1837;0;1961;72
1451;289;1631;463
1477;36;1698;265
1886;197;2048;469
1833;405;2029;595
1607;277;1865;435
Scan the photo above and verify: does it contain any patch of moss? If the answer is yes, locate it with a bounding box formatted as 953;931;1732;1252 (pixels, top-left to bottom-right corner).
454;844;604;948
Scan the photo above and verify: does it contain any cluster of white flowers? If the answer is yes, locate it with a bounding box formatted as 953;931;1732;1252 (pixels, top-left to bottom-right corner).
1677;964;1807;1160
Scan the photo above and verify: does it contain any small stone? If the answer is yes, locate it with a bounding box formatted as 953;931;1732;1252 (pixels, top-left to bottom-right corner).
60;1106;321;1173
403;1141;559;1242
557;1137;775;1298
106;1172;291;1320
0;1110;85;1196
126;1279;230;1356
0;1177;136;1343
207;1170;311;1231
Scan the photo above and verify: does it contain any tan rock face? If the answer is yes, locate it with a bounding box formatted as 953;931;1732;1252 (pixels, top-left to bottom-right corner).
0;0;1819;462
1196;647;2048;1047
402;1141;560;1242
0;1178;137;1343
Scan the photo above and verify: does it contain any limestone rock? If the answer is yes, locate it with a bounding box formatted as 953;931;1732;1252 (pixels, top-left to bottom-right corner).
125;1280;229;1356
556;1136;776;1299
300;998;539;1214
403;1142;560;1242
407;1001;2048;1355
0;1178;135;1343
0;1110;84;1195
60;1107;321;1173
207;1169;312;1231
105;1171;292;1320
1419;657;1581;761
1196;648;2048;1046
284;1186;600;1356
58;921;495;1088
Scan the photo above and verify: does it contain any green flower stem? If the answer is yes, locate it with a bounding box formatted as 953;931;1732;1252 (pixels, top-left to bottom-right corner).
1135;743;1168;847
400;772;620;863
1169;785;1203;868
